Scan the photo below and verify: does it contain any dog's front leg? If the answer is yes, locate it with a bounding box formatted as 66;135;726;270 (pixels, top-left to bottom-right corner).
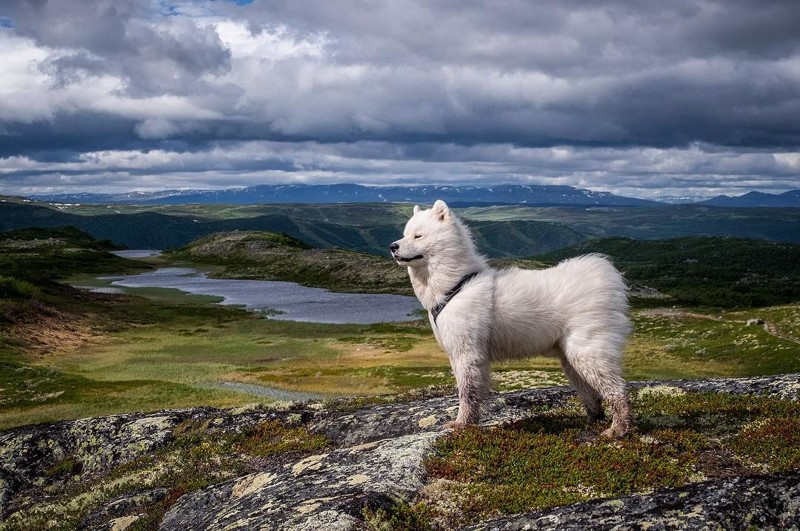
449;352;490;426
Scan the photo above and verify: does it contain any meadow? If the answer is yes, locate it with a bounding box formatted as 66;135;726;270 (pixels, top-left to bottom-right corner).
1;224;799;430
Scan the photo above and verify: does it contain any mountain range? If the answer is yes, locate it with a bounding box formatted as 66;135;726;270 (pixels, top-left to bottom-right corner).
2;197;799;254
698;190;800;207
31;184;655;206
28;184;800;207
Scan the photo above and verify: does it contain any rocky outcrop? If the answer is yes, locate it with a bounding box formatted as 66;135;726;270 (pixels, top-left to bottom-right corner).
161;432;438;531
469;473;800;530
0;406;309;520
2;374;800;530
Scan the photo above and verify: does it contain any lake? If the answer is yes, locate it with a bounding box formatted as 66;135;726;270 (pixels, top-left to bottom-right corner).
101;267;423;324
112;250;162;258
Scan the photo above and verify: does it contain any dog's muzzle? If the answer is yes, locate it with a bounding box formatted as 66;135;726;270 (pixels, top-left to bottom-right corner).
389;242;422;262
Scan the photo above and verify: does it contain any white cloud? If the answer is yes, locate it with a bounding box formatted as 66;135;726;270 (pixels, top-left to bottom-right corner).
774;152;800;170
0;33;54;122
1;1;800;197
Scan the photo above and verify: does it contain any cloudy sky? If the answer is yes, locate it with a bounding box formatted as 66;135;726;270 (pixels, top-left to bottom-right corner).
1;0;799;199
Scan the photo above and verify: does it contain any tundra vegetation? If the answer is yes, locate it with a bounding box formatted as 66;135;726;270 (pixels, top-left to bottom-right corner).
1;206;799;528
366;391;800;529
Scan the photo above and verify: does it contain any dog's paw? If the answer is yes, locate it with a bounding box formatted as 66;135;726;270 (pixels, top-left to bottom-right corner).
600;426;629;439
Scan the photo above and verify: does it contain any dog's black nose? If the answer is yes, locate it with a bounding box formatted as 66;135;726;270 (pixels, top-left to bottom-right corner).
389;242;399;252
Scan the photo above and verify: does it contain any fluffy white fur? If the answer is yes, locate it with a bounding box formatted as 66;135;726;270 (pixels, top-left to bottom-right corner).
390;200;632;437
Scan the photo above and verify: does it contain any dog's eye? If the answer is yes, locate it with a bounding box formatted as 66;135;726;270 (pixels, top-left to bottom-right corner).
414;234;423;239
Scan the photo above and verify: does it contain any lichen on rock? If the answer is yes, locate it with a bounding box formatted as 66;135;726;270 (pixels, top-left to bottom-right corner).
0;374;799;530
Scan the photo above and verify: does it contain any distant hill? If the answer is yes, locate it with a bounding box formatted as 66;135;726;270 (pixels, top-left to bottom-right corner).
539;237;800;308
0;226;148;287
170;231;413;295
0;226;121;251
0;201;587;257
699;190;800;207
29;183;656;206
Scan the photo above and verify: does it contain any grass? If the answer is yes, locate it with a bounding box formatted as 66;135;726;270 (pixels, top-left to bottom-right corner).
625;307;800;379
45;305;447;397
0;281;442;428
0;277;41;299
3;290;799;429
0;361;250;430
369;391;800;530
0;296;360;429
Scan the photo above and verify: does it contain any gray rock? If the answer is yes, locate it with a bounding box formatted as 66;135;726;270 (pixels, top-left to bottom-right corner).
159;432;438;531
468;473;800;530
309;385;573;446
80;487;168;530
629;373;800;401
0;406;309;516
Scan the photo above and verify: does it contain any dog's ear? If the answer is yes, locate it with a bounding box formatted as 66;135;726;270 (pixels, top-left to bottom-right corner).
432;199;449;222
413;205;420;215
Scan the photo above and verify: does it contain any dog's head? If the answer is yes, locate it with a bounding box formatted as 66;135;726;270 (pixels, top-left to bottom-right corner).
389;199;457;267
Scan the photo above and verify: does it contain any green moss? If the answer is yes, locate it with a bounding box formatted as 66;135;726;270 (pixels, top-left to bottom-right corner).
363;503;436;531
234;419;329;458
129;488;187;531
44;456;82;479
323;394;399;412
634;391;800;434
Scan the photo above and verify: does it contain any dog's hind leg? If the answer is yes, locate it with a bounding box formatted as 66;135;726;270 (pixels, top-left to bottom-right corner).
561;344;631;438
558;355;605;423
450;354;491;426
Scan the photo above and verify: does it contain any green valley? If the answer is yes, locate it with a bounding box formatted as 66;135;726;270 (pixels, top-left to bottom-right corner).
1;220;799;431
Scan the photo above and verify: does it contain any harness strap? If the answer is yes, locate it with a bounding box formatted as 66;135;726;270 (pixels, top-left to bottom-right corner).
430;271;480;325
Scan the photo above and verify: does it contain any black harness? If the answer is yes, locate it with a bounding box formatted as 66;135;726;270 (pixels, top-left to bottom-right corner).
430;271;480;325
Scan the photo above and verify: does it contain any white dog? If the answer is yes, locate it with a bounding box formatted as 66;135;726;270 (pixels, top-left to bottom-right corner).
390;200;632;438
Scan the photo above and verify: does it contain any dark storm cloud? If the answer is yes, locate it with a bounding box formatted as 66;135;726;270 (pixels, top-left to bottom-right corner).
202;0;800;147
4;0;231;95
0;0;799;196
